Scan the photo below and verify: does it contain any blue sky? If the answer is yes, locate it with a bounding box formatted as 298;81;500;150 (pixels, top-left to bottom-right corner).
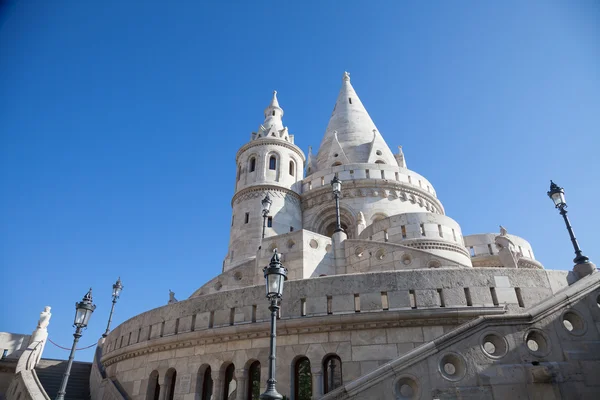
1;1;598;361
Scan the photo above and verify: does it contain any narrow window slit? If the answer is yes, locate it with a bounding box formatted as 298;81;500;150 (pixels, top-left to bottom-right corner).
437;289;445;307
300;299;306;316
515;288;525;307
174;318;180;334
409;290;417;309
381;292;389;310
229;308;235;326
327;296;333;315
252;305;257;322
490;287;499;306
160;321;165;337
464;288;473;306
191;314;196;331
208;311;214;328
354;294;360;312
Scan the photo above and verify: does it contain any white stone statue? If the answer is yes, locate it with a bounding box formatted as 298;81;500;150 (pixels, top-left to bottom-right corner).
495;234;519;269
499;225;508;236
168;290;178;304
37;306;51;330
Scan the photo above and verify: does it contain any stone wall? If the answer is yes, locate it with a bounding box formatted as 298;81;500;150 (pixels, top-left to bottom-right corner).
99;268;571;399
320;271;600;400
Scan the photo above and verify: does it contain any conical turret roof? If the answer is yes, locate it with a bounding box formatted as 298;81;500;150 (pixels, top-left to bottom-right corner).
314;72;398;171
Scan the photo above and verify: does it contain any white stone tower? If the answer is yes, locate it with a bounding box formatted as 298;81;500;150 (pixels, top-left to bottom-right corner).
225;91;305;271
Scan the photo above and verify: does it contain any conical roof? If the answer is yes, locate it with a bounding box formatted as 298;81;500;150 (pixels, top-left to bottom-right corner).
314;72;397;171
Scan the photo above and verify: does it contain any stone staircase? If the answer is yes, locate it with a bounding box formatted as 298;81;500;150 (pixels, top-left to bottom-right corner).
35;358;92;400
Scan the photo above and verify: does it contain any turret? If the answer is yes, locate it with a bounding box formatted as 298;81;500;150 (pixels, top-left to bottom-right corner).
225;91;305;271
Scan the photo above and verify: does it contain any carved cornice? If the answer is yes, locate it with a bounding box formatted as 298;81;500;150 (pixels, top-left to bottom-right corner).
236;139;306;162
231;185;301;207
100;306;505;368
301;180;444;215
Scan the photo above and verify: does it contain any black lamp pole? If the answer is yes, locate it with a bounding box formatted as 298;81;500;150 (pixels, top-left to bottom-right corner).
56;289;96;400
331;176;344;233
547;181;590;265
103;277;123;338
261;194;272;240
260;250;288;400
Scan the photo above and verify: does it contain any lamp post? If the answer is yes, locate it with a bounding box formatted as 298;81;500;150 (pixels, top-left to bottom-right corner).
259;249;288;400
547;181;590;265
261;193;272;240
102;277;123;338
331;176;344;233
56;288;96;400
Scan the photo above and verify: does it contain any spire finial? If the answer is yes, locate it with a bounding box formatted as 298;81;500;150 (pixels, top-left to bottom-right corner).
343;71;350;82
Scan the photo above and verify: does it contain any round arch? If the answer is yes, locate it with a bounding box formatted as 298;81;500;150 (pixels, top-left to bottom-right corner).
310;205;356;239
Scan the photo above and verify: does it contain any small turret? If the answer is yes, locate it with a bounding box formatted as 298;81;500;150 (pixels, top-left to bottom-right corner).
226;91;305;270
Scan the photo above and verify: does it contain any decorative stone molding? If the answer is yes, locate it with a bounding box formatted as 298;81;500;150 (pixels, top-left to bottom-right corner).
236;138;306;163
301;181;443;215
232;185;300;207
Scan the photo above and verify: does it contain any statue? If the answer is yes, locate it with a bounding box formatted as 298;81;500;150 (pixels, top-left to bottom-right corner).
37;306;51;330
499;225;508;236
343;71;350;81
168;290;178;304
495;233;519;269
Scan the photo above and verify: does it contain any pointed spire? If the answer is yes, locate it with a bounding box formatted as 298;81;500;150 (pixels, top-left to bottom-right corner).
314;72;398;171
316;72;398;170
260;90;284;135
269;90;280;108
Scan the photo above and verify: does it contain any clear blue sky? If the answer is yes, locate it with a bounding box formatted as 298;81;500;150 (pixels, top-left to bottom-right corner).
1;1;598;361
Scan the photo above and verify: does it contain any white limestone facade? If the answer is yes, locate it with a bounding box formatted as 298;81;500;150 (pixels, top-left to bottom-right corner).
84;73;599;400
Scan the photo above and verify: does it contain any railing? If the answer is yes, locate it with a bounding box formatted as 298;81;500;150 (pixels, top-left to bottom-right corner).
90;340;126;400
6;340;50;400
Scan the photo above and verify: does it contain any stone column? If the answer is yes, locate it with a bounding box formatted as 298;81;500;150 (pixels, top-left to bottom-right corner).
158;374;168;400
332;230;348;274
311;368;323;400
212;377;222;400
235;369;248;400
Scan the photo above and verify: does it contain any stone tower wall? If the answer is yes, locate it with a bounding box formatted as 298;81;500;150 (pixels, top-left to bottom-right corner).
226;139;305;270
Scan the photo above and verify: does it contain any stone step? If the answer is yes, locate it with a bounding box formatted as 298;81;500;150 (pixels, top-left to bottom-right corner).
35;358;92;400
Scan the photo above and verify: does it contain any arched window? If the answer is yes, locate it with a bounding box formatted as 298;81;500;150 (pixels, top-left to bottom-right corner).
223;363;236;400
147;371;160;400
165;368;177;400
289;160;295;176
198;365;213;400
246;361;260;400
269;156;277;170
294;357;312;400
323;355;342;393
249;157;256;173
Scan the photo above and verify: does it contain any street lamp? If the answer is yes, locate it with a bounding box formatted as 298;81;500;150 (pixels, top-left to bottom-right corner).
331;176;344;233
56;288;96;400
547;181;590;265
103;277;124;337
261;193;272;240
260;249;288;400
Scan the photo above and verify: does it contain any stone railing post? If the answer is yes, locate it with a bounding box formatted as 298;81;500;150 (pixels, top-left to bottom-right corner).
311;368;323;400
235;368;248;400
